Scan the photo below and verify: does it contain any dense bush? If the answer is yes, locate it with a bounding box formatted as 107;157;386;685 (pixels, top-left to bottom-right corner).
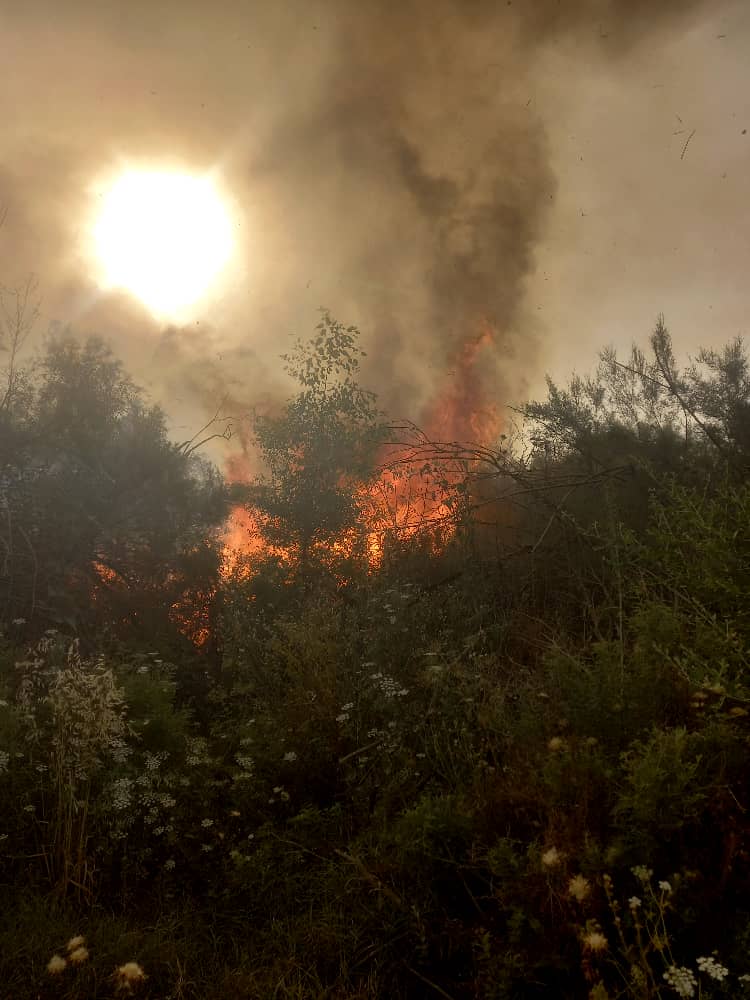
2;317;750;997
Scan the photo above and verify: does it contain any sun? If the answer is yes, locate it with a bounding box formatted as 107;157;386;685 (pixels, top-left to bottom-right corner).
92;169;235;319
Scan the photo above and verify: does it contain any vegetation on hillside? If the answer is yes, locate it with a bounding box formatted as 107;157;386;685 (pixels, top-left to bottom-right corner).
1;311;750;999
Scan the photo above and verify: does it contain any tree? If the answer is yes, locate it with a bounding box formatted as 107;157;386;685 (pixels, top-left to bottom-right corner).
243;312;387;582
523;316;750;475
454;317;750;636
0;334;227;640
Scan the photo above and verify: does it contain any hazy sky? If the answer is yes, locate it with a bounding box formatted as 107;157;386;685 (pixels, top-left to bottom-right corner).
1;0;748;446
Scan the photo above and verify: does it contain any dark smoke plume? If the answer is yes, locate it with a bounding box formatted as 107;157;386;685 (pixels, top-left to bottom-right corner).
0;0;724;448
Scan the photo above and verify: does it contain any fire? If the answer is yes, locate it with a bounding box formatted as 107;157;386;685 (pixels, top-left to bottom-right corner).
221;507;274;576
92;558;213;646
420;321;500;444
168;591;212;646
219;321;503;580
92;560;121;586
83;324;503;647
355;319;502;558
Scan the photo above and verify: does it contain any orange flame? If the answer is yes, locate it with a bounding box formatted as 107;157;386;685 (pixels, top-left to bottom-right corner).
219;321;503;580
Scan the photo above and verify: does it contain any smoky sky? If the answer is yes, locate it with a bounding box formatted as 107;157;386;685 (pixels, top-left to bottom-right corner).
0;0;747;450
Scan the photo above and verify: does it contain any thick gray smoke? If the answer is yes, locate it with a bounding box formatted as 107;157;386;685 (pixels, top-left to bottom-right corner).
0;0;740;448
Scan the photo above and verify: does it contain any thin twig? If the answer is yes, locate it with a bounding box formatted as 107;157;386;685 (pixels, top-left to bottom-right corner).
404;964;457;1000
681;128;696;160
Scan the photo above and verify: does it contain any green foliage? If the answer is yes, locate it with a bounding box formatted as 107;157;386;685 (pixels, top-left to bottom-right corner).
0;334;226;637
4;315;750;997
615;728;707;844
247;311;387;578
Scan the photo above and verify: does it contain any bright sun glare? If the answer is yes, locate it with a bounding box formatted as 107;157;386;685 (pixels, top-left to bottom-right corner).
93;169;234;319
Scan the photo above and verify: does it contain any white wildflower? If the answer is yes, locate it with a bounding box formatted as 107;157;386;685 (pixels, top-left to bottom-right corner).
336;712;350;723
66;935;85;952
47;954;67;974
200;818;214;828
282;751;298;762
582;930;608;952
568;874;591;902
69;945;89;964
110;777;133;811
541;847;561;869
115;961;146;986
631;865;653;883
628;896;641;910
109;737;132;764
341;702;354;711
696;956;729;982
144;750;167;772
663;965;697;998
658;880;672;894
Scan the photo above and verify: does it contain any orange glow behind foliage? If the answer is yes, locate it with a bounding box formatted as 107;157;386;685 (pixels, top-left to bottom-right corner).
220;322;502;581
88;325;502;645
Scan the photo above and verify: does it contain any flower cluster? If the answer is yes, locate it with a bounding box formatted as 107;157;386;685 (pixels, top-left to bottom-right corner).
234;753;255;779
114;961;146;991
696;955;729;982
46;935;90;975
568;874;591;902
541;846;561;869
185;736;211;766
631;865;653;884
582;929;608;953
369;671;408;699
663;964;697;997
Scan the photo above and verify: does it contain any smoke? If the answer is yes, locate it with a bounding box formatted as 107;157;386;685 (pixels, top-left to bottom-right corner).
0;0;731;453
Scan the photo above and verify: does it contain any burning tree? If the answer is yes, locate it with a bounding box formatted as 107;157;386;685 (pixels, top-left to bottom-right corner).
234;311;388;583
225;315;512;583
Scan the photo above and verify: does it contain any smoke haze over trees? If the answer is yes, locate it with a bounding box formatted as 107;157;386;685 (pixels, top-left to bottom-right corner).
0;0;747;447
1;1;749;995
